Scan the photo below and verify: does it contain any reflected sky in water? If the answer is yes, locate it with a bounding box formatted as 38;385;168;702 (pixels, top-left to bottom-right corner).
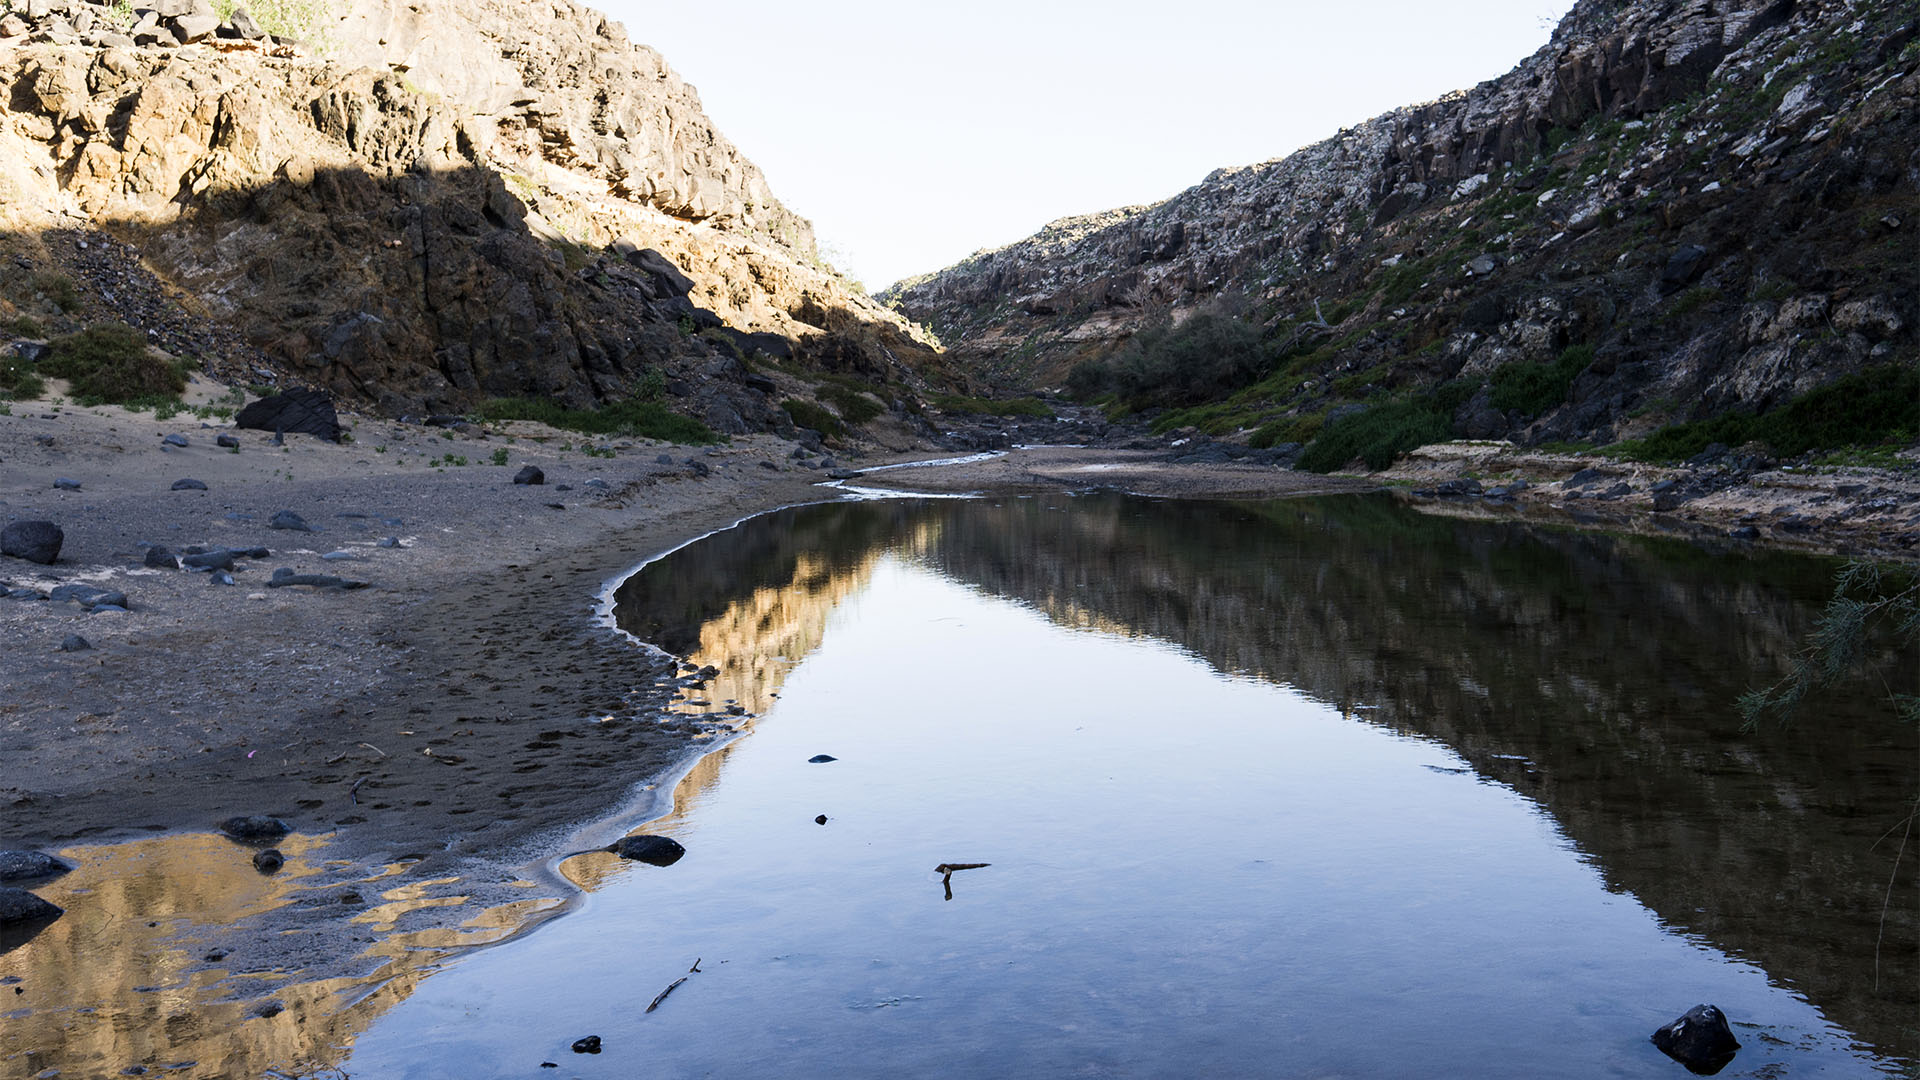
346;494;1914;1078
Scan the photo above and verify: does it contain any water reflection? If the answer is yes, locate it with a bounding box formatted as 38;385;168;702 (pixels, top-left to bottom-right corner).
615;492;1918;1065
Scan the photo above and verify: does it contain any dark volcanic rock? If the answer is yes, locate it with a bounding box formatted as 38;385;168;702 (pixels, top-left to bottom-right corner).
57;634;91;653
570;1036;602;1055
513;465;545;486
2;521;62;565
607;835;685;866
252;849;285;873
0;887;62;925
268;510;313;532
219;815;291;841
216;433;241;448
183;550;237;571
236;389;343;443
171;478;209;491
144;545;179;569
268;568;367;589
808;754;838;763
0;851;72;883
1651;1004;1741;1074
49;584;128;611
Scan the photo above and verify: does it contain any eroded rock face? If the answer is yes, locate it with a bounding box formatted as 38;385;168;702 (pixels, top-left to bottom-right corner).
888;0;1917;446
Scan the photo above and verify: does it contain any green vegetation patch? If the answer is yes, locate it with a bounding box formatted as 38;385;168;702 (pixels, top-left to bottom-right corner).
779;398;843;439
1489;344;1594;416
1612;363;1920;462
1064;312;1267;409
31;272;79;314
42;323;190;406
1297;398;1454;473
0;353;45;400
928;394;1054;418
477;397;720;445
817;384;885;426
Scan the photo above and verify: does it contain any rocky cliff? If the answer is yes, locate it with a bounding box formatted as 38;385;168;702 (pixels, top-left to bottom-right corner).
888;0;1917;455
0;0;944;430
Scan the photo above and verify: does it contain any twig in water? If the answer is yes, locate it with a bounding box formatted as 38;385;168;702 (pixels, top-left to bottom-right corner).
935;862;991;902
645;976;688;1014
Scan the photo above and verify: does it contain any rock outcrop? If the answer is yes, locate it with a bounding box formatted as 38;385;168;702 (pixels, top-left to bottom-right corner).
889;0;1918;450
0;0;945;426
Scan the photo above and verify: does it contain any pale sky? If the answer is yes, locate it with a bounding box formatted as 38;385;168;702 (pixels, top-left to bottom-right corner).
603;1;1578;290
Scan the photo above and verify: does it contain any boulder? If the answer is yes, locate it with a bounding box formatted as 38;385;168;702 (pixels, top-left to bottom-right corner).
624;248;695;296
1661;245;1710;295
216;433;241;449
268;510;312;532
53;478;81;491
219;815;290;841
48;584;127;611
268;568;367;589
163;434;190;447
2;521;62;565
1651;1004;1740;1074
512;465;545;485
0;887;61;925
607;835;685;866
182;549;236;571
0;851;71;883
235;389;343;443
169;12;218;41
57;634;91;652
227;7;263;38
145;546;179;569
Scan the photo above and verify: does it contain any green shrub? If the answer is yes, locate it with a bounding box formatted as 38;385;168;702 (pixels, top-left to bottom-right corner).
819;384;885;426
476;396;720;445
41;323;189;405
779;398;843;439
928;394;1053;418
7;315;43;337
0;355;45;400
1064;313;1268;408
1489;344;1594;416
1613;363;1920;462
31;273;79;314
1297;398;1453;473
1249;412;1324;449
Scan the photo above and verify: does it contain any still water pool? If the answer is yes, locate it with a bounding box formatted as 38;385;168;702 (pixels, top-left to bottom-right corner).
343;493;1915;1078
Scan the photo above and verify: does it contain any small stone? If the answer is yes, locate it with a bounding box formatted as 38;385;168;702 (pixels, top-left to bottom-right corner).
208;572;235;586
219;815;290;841
216;433;241;449
162;434;190;448
656;454;674;465
203;949;228;961
321;551;355;561
513;465;545;486
267;510;312;532
815;815;828;825
251;849;284;874
1651;1004;1740;1074
377;537;401;548
182;550;235;571
57;634;91;653
570;1036;602;1055
0;851;72;882
607;835;685;866
52;478;81;491
145;546;179;569
171;478;208;491
2;521;63;565
808;754;837;764
584;478;610;490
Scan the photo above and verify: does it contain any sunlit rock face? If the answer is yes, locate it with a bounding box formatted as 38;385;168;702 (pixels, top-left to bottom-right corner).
0;0;941;417
888;0;1917;445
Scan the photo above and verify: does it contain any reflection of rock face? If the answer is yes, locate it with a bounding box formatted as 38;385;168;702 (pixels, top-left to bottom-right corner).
624;494;1917;1063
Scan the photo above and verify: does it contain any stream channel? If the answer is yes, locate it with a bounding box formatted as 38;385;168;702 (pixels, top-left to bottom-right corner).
10;490;1920;1077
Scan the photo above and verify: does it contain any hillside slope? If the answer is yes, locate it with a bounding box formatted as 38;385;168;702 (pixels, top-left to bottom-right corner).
888;0;1917;459
0;0;944;433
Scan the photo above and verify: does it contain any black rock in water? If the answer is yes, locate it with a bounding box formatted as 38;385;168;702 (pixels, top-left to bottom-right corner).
171;478;208;491
1;521;62;565
513;465;545;486
236;389;343;443
0;851;71;883
0;887;62;925
570;1036;602;1055
220;816;291;841
815;815;828;825
808;754;838;763
144;546;179;569
1651;1004;1741;1075
267;510;312;532
252;849;285;874
607;835;685;866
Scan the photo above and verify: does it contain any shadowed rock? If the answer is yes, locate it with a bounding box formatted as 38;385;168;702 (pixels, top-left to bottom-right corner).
0;851;72;883
1;521;62;565
513;465;545;485
607;835;685;866
1652;1004;1741;1074
236;389;343;443
220;815;291;841
268;510;313;532
268;568;368;590
0;887;62;925
252;849;285;873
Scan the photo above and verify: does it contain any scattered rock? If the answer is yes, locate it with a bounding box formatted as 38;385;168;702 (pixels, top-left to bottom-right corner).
808;754;838;763
162;434;190;448
57;634;91;653
52;478;81;491
208;572;235;586
267;510;312;532
145;546;180;569
219;816;290;841
1660;244;1711;295
268;568;368;589
656;454;675;465
513;465;545;486
685;459;711;478
607;835;685;866
0;887;62;926
570;1036;602;1055
377;536;401;548
48;584;127;611
216;434;241;449
235;389;342;443
182;550;236;571
203;949;228;962
0;851;71;883
252;1001;284;1019
1651;1004;1740;1074
826;469;860;480
321;551;356;561
1728;525;1760;540
2;521;63;565
251;849;284;874
583;478;610;490
170;478;208;491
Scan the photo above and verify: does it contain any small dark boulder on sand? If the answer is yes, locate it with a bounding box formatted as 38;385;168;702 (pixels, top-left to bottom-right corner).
171;478;208;491
268;568;367;590
182;550;236;572
216;433;241;449
608;835;685;866
513;465;545;486
268;510;312;532
1;521;63;565
1651;1004;1741;1075
144;546;179;569
49;584;127;611
57;634;91;653
220;816;291;841
235;388;342;443
808;754;838;764
0;851;72;883
252;849;285;874
0;887;62;925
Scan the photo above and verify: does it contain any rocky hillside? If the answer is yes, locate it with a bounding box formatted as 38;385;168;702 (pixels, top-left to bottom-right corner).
888;0;1918;461
0;0;945;433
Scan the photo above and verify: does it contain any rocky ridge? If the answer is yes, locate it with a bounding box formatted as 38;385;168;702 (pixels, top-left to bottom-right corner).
889;0;1917;451
0;0;944;429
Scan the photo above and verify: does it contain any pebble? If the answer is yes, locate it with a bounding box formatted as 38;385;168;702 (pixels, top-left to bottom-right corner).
57;634;91;652
161;434;189;447
53;478;81;491
215;434;240;449
570;1037;602;1055
251;849;284;874
170;478;208;491
808;754;837;764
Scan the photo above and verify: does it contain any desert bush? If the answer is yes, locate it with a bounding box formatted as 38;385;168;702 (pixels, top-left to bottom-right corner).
41;323;188;405
1613;363;1920;462
477;397;719;445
